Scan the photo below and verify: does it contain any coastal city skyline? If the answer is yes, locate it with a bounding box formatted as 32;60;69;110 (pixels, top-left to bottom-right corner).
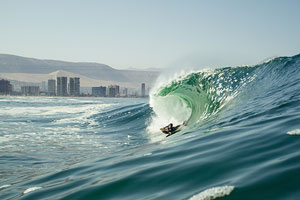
0;54;157;97
0;77;148;98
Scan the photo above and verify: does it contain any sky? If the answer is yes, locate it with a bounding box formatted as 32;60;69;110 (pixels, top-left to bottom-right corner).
1;0;300;69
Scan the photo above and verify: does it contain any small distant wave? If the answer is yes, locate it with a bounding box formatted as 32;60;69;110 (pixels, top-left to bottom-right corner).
287;129;300;135
189;185;235;200
23;186;42;194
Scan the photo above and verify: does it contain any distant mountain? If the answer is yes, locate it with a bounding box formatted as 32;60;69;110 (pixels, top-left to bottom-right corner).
0;54;159;84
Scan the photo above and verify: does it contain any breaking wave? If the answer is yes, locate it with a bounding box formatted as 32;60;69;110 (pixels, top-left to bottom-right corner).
149;53;300;137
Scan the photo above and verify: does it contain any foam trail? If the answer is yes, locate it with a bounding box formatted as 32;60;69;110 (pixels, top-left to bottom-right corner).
189;185;235;200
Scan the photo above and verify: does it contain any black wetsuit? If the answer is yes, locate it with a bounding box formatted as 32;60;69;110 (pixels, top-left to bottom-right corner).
168;126;174;132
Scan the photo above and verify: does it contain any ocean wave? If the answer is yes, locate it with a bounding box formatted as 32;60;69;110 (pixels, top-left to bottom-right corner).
148;53;300;140
148;66;258;140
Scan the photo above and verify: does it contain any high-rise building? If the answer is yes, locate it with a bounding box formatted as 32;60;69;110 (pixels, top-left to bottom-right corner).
113;85;120;97
69;78;74;96
41;81;47;92
141;83;146;97
57;77;68;96
69;77;80;96
21;86;40;96
107;85;116;97
74;77;80;96
92;86;106;97
48;79;56;96
123;88;128;97
106;85;119;97
0;79;13;95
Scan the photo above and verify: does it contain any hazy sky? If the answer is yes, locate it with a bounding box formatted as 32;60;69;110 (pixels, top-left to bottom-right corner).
1;0;300;69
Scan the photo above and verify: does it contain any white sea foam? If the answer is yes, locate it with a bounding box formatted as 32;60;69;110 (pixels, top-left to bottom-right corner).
0;184;11;189
53;103;113;127
189;185;235;200
0;135;10;143
23;186;42;194
0;98;119;155
148;95;191;133
287;129;300;135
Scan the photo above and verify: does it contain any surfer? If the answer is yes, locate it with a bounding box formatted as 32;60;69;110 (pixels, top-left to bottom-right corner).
160;121;187;135
160;123;174;134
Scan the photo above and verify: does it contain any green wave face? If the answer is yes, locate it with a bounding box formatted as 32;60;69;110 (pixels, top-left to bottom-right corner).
151;66;258;126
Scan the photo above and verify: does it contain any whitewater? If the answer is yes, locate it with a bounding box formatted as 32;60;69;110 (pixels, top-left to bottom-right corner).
1;53;300;200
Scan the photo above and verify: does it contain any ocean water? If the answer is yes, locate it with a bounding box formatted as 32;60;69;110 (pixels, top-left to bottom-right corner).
1;54;300;200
